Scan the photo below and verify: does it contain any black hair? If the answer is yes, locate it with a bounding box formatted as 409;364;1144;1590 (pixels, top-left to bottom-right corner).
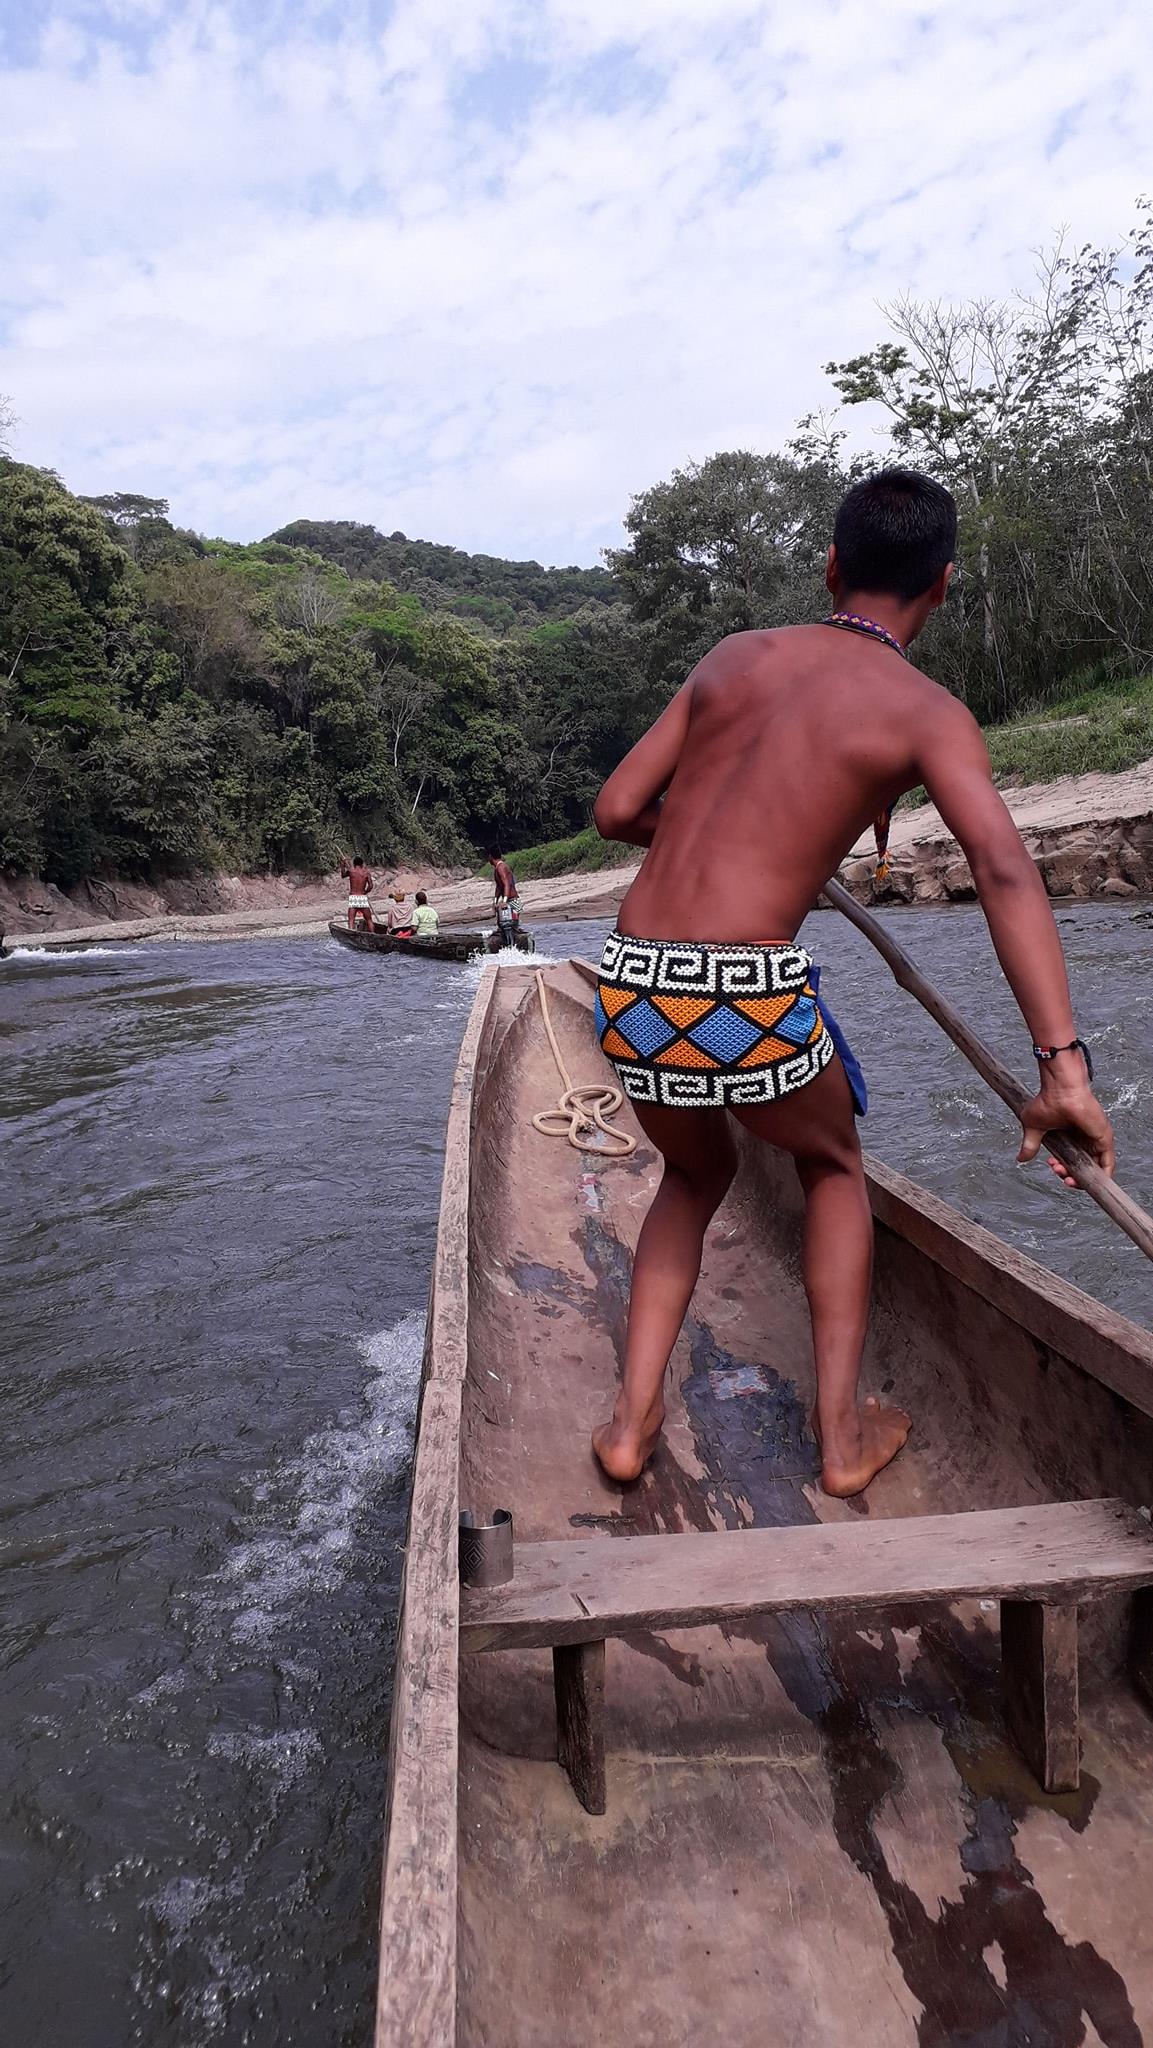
832;468;957;602
415;890;427;904
485;846;503;860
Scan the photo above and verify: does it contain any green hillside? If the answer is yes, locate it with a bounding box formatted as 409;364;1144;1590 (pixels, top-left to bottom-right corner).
0;464;646;886
264;519;618;633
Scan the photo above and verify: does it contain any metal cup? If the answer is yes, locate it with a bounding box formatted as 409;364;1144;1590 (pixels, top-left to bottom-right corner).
459;1509;514;1587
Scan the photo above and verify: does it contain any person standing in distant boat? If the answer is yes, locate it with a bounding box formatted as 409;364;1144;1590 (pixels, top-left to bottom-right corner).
340;853;374;930
486;847;519;948
411;891;440;939
590;467;1114;1499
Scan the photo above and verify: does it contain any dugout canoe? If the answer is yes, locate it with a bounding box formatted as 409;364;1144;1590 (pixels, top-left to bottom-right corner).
329;921;485;961
376;956;1153;2047
329;925;536;962
328;921;535;962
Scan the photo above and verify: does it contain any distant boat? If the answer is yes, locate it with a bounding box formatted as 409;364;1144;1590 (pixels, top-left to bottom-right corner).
375;954;1153;2046
327;920;534;962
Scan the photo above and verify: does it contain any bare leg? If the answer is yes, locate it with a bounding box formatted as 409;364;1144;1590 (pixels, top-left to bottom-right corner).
733;1058;909;1496
592;1104;737;1482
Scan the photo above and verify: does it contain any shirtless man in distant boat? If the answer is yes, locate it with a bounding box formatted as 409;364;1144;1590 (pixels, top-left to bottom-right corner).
486;847;520;947
590;467;1114;1498
340;854;374;930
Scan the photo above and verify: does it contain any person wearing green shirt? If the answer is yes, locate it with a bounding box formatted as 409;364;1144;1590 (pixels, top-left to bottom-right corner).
411;891;440;939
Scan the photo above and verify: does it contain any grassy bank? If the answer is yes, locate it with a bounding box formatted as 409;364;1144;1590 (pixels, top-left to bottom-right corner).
486;826;637;880
891;667;1153;809
984;672;1153;783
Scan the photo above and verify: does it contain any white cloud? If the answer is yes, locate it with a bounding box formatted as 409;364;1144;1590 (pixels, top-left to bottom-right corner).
0;0;1149;562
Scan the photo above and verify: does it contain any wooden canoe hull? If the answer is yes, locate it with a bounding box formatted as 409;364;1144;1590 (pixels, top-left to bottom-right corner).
328;921;535;962
377;959;1153;2046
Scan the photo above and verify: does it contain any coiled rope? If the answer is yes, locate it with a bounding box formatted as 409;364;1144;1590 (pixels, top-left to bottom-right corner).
531;970;636;1157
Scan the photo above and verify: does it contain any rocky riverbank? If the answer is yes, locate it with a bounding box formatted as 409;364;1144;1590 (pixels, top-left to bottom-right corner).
5;759;1152;951
838;760;1153;907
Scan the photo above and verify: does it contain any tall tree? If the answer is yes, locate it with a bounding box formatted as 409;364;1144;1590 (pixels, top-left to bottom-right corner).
824;205;1153;715
606;448;847;688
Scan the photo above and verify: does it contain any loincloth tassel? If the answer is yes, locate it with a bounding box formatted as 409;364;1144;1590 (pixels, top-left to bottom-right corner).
874;806;893;883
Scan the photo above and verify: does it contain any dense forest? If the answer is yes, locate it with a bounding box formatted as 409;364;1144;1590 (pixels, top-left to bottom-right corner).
2;206;1151;890
266;519;618;633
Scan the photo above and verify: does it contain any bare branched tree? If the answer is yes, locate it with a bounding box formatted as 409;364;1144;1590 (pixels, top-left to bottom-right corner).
825;204;1153;716
275;568;348;634
371;666;442;770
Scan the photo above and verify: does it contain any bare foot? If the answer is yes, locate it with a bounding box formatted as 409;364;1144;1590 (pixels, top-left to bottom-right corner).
812;1396;911;1499
592;1400;664;1483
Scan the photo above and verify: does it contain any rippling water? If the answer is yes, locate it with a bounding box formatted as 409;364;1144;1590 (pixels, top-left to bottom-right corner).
802;900;1153;1317
1;906;1150;2044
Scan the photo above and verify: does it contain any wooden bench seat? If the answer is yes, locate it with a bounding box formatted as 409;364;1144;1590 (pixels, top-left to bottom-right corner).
461;1498;1153;1812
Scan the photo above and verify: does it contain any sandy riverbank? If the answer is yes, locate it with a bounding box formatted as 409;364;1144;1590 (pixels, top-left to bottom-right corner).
5;759;1153;952
0;865;460;942
0;864;632;951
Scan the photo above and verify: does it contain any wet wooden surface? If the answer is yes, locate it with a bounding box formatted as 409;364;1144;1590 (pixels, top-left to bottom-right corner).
462;1499;1153;1650
553;1641;606;1814
1002;1599;1081;1793
452;961;1153;2047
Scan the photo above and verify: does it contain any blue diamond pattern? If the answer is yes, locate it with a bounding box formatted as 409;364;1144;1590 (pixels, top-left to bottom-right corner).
594;991;607;1039
775;996;817;1045
615;997;678;1057
686;1004;762;1063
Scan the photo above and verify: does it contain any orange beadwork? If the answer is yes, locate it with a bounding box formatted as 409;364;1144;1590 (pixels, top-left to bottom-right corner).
651;994;715;1029
654;1038;719;1069
732;993;794;1029
597;983;635;1020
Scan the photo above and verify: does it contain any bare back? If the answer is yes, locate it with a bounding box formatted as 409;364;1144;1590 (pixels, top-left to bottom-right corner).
616;626;945;942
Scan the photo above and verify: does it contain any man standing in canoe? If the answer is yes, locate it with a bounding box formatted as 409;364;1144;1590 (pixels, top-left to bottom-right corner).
591;468;1114;1498
340;853;374;930
486;847;520;947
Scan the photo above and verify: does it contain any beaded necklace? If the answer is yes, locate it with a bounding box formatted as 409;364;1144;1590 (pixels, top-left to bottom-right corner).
823;610;906;658
821;611;907;882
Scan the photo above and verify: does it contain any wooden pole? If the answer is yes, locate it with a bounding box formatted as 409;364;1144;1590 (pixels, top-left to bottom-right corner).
822;875;1153;1266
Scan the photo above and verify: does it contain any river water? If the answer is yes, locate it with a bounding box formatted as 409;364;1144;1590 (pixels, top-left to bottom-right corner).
1;906;1151;2046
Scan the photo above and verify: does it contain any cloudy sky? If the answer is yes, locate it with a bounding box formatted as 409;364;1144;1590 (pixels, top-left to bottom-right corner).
1;0;1148;564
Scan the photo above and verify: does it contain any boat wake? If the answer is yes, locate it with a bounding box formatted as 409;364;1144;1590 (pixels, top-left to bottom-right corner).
129;1310;427;2039
462;947;564;987
208;1310;426;1648
2;944;128;962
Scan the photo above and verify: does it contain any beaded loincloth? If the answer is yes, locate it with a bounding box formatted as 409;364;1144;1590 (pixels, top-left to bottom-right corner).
595;931;835;1110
